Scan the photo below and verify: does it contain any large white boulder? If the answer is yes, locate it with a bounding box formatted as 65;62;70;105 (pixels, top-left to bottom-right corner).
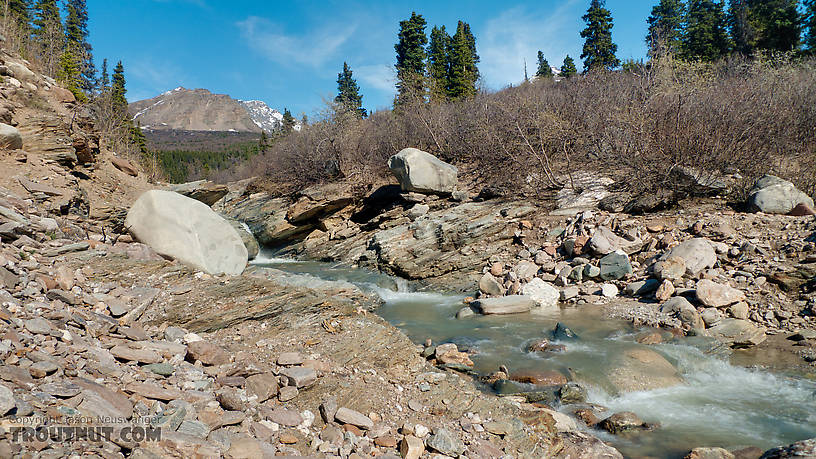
6;62;36;83
748;175;814;214
387;148;457;195
125;190;247;275
0;123;22;150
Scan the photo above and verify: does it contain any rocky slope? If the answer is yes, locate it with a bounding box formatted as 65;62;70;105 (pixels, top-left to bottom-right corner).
129;87;263;133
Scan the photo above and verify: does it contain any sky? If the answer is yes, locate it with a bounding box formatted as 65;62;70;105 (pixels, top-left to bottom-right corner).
88;0;656;116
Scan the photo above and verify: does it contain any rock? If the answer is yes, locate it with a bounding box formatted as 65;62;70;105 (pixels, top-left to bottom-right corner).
245;373;279;403
110;345;163;364
520;278;560;311
0;383;14;415
0;123;22;150
401;435;424;459
478;272;504;296
144;363;175;377
559;383;587;404
527;339;566;354
489;262;503;276
24;317;52;335
408;203;430;219
335;407;373;429
661;238;717;277
52;86;76;103
187;341;230;366
266;408;302;427
111;156;138;176
729;302;749;320
125;190;248;275
605;348;683;394
280;366;317;388
707;319;767;348
556;432;623;459
552;322;579;340
320;397;338;423
168;180;229;206
759;438;816;458
653;256;686;281
589;226;642;255
625;279;661;296
227;219;259;261
601;283;619;298
7;62;35;82
388;148;457;195
472;296;535;315
510;369;567;386
278;385;297;401
599;412;649;434
426;428;465;457
701;308;722;327
599;251;633;281
748;175;815;215
661;296;705;329
515;260;539;281
655;279;675;302
555;173;614;210
561;286;580;301
696;279;746;308
685;447;735;459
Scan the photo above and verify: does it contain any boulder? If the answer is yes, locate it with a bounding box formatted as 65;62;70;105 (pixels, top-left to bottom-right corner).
226;219;259;261
604;348;683;394
589;226;642;255
478;272;505;296
520;278;560;311
760;438;816;459
748;175;814;215
599;412;650;434
599;251;633;281
660;238;717;276
286;182;354;223
0;123;22;150
685;448;735;459
472;296;535;315
707;319;766;348
111;156;138;176
696;279;745;308
6;62;35;82
52;86;76;103
168;180;229;207
653;256;686;281
125;190;248;275
387;148;457;195
660;296;704;329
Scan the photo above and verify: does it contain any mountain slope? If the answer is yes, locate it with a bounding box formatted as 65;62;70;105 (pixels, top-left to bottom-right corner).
129;87;278;133
238;99;283;133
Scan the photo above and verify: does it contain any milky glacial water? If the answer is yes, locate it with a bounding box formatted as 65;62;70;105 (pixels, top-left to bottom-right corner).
253;255;816;458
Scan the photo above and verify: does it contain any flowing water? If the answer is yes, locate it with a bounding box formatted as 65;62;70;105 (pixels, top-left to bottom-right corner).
252;254;816;458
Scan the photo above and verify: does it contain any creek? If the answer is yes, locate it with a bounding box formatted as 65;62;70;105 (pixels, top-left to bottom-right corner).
252;254;816;459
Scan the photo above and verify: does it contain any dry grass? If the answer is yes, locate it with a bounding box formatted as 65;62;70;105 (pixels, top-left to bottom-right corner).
221;55;816;202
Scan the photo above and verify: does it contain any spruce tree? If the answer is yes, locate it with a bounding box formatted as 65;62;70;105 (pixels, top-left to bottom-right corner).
6;0;32;27
446;20;479;100
111;61;128;115
100;58;109;89
535;51;553;78
427;25;450;101
282;108;296;133
57;49;85;102
806;0;816;52
335;62;366;118
580;0;620;72
682;0;731;61
561;55;578;78
646;0;685;57
728;0;755;55
394;12;428;104
33;0;62;76
744;0;801;52
65;0;95;92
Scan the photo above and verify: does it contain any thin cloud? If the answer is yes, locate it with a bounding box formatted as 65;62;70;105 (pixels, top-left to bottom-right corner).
237;16;357;68
480;1;581;88
355;64;396;94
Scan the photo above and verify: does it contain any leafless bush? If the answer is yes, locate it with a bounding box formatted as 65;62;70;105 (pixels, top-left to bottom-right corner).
226;55;816;203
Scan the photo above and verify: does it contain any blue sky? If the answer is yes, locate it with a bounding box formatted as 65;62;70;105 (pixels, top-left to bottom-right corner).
88;0;655;116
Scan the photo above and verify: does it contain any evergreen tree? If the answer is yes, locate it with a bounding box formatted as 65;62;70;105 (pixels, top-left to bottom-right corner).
394;12;428;104
806;0;816;52
523;58;529;82
32;0;62;76
130;122;149;160
56;48;85;102
258;130;269;152
646;0;685;57
427;25;450;100
580;0;620;72
111;60;127;115
100;58;109;89
728;0;755;55
682;0;731;61
535;51;553;78
561;55;578;77
446;20;479;100
6;0;32;27
64;0;95;92
744;0;801;52
282;108;296;133
335;62;366;118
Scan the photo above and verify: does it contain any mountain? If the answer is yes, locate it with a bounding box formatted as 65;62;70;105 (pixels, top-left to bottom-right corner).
129;87;283;133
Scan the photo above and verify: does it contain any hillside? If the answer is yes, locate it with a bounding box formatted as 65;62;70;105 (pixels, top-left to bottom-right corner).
129;87;282;133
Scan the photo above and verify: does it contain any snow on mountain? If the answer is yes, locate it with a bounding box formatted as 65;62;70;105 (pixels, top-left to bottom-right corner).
238;100;283;133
